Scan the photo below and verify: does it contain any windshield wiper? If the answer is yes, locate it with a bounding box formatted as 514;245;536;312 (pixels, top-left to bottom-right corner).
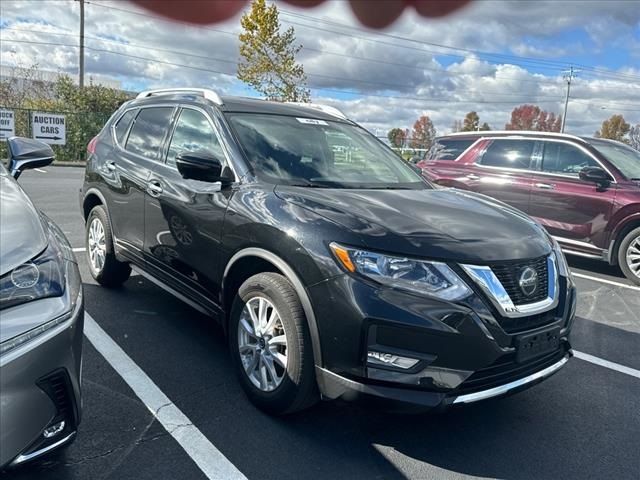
287;181;333;188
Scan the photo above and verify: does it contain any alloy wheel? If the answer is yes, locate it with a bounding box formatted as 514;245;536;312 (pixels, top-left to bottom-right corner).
237;296;288;392
88;217;107;274
625;234;640;280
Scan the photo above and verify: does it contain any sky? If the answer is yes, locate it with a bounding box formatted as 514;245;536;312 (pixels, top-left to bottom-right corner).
1;0;639;137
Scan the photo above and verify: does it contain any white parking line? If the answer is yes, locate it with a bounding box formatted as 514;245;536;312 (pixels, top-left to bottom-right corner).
84;314;247;480
35;168;47;173
574;350;640;379
571;272;640;291
72;247;86;252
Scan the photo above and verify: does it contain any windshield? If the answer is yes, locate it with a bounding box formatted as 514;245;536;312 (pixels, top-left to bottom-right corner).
228;113;428;189
587;139;640;180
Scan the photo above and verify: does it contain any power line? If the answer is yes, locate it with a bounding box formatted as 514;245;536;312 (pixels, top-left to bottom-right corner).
5;37;640;113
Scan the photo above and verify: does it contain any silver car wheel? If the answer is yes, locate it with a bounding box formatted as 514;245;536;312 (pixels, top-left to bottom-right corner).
626;234;640;279
237;296;288;392
88;217;107;274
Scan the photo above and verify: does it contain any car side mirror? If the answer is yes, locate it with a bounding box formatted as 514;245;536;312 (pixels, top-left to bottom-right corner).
579;166;611;188
175;150;232;184
7;137;54;179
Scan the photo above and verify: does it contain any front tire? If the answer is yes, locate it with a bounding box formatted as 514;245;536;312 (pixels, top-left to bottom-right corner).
229;273;318;415
618;227;640;285
85;205;131;287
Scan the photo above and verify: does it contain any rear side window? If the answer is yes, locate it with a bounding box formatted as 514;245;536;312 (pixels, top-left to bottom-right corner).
113;109;136;145
166;109;225;167
479;139;535;169
428;138;475;160
541;141;599;175
125;107;174;160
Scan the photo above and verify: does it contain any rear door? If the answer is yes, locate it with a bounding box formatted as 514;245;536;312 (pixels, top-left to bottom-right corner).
143;106;234;308
528;139;617;253
106;106;174;260
463;138;537;214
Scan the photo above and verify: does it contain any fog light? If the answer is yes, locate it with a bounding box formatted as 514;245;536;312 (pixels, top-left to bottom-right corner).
43;421;65;439
367;351;419;369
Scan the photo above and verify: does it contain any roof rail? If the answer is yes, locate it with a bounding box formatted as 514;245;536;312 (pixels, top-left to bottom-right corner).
136;88;223;105
286;102;348;120
443;130;584;142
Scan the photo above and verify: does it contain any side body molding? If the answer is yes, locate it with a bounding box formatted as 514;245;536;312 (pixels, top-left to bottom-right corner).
223;248;323;369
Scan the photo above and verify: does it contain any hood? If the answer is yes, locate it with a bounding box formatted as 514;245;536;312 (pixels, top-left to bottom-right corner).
275;186;551;263
0;174;48;276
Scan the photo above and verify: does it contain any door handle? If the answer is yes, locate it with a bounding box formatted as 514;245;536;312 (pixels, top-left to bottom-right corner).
535;182;555;190
147;180;163;197
466;174;480;181
105;161;116;172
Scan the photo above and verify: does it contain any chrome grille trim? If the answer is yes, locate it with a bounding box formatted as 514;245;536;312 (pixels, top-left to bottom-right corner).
461;254;559;319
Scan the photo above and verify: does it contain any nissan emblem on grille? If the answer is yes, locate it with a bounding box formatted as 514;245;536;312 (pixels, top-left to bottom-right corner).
519;267;538;297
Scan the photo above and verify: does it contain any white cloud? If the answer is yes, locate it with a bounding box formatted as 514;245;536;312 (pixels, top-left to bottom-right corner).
1;0;639;136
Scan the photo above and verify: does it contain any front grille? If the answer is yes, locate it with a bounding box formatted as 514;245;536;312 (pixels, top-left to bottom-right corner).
499;308;559;334
491;255;548;305
453;347;567;396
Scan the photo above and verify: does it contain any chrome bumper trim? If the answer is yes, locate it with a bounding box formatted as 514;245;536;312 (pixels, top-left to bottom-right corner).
452;355;570;404
10;431;76;467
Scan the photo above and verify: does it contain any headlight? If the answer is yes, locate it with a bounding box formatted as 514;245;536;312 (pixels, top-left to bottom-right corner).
330;243;472;301
551;238;571;278
0;241;65;310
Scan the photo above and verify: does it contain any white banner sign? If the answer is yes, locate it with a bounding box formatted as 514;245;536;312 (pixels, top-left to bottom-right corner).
31;112;66;145
0;109;15;141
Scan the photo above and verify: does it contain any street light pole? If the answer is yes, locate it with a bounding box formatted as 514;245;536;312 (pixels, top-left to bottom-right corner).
79;0;85;88
561;66;578;133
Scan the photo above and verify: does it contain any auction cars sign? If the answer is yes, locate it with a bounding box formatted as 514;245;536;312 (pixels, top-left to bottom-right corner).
0;109;15;141
31;112;66;145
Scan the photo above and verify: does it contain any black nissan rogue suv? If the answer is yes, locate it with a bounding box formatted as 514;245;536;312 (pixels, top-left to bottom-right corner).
80;88;575;414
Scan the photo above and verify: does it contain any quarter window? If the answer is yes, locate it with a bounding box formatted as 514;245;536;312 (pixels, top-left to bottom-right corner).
167;109;225;167
125;107;174;160
428;139;475;160
113;109;137;146
479;139;535;170
541;142;599;175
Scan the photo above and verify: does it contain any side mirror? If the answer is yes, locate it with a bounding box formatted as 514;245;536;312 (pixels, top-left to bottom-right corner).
579;166;611;188
7;137;54;179
175;150;231;184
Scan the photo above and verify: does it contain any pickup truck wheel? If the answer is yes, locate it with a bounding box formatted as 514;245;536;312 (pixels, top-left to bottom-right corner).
229;273;318;415
86;205;131;287
618;226;640;285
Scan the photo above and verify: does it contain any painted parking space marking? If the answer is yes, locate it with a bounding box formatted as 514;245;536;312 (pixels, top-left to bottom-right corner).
84;313;248;480
574;350;640;380
35;168;47;173
72;247;86;252
571;272;640;291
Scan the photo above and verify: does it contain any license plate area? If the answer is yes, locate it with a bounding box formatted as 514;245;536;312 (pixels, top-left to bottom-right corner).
515;327;561;363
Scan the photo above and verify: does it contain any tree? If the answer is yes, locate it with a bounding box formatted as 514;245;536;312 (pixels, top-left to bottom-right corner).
505;104;562;132
461;111;491;131
387;127;407;148
410;115;436;150
480;122;491;131
629;124;640;151
237;0;309;102
596;114;631;142
451;119;463;133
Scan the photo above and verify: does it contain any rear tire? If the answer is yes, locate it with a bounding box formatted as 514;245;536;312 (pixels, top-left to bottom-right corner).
85;205;131;287
617;226;640;286
229;273;318;415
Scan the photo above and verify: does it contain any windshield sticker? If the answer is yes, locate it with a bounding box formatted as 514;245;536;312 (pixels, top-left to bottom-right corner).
296;118;329;126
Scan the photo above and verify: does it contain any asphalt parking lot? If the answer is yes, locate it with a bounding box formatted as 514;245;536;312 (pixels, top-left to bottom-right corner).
5;166;639;480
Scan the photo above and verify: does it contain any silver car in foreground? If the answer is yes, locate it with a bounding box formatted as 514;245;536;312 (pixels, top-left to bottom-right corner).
0;137;83;468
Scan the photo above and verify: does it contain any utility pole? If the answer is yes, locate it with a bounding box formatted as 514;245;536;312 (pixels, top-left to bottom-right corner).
79;0;85;88
561;65;579;133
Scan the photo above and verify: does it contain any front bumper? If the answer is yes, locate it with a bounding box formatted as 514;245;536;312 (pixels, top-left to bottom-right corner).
0;288;84;468
308;272;575;411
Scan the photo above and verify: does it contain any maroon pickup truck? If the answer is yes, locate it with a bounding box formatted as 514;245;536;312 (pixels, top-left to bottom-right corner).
419;131;640;284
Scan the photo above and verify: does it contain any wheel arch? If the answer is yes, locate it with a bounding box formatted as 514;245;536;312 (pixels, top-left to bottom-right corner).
82;188;108;220
610;215;640;265
222;248;323;368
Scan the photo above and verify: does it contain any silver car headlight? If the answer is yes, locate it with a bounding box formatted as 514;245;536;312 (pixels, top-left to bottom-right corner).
330;243;472;301
0;242;66;310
